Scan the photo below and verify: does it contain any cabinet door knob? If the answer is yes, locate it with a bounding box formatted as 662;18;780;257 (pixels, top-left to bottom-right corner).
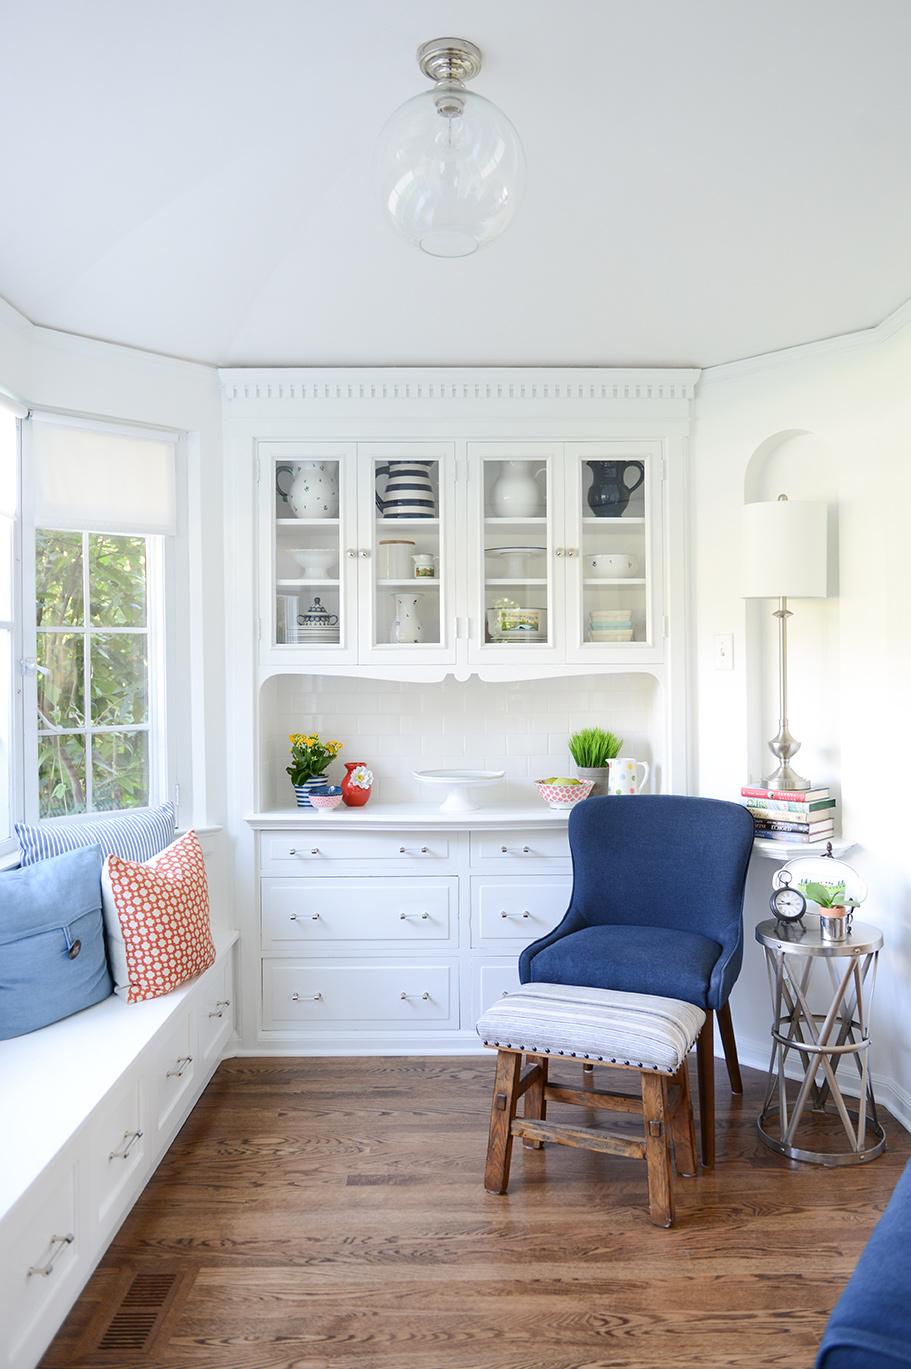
346;548;358;559
566;547;578;558
359;548;371;558
555;547;565;558
28;1233;74;1278
291;991;322;1002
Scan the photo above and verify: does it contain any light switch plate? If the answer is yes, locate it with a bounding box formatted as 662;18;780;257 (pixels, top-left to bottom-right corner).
713;634;734;670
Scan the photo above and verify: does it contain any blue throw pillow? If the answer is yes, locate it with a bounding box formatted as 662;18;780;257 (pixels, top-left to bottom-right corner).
15;802;175;867
0;845;113;1039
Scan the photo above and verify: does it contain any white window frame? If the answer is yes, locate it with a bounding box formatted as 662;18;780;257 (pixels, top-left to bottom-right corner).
18;414;181;828
0;403;24;852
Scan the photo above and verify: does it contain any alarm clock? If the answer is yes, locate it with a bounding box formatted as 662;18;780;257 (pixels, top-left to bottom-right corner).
769;869;807;926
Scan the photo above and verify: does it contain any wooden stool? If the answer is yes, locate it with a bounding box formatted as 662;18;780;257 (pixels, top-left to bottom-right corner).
477;983;705;1227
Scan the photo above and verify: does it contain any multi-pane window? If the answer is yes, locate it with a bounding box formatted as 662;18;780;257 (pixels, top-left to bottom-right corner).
35;530;156;817
0;406;17;841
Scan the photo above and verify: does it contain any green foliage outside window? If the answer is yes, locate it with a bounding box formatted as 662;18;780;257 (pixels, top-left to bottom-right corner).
36;531;152;817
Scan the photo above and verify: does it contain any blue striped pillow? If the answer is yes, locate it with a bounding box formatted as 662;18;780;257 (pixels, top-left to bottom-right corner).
15;803;176;867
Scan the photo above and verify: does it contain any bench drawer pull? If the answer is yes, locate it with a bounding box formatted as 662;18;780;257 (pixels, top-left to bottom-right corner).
28;1233;74;1278
109;1129;143;1161
166;1056;193;1078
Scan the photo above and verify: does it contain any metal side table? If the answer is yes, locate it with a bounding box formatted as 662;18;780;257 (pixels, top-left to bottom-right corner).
755;914;885;1166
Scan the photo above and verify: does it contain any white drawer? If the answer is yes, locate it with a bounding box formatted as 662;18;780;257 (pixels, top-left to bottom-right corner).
0;1163;80;1369
262;960;457;1031
87;1074;145;1235
470;828;570;868
474;962;522;1019
152;1005;197;1136
261;830;450;872
471;876;571;947
261;877;457;952
197;958;234;1065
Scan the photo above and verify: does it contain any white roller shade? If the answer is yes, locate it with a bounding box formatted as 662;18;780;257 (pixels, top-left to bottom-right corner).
30;417;177;535
742;498;828;599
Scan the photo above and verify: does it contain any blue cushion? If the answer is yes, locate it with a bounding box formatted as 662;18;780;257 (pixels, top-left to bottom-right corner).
523;924;723;1010
15;802;175;867
816;1160;911;1367
0;845;112;1039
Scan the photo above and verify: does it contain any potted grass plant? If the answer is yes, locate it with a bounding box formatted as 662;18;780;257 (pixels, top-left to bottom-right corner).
568;727;623;797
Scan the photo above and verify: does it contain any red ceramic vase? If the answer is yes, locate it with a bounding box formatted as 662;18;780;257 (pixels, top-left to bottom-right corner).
341;761;371;807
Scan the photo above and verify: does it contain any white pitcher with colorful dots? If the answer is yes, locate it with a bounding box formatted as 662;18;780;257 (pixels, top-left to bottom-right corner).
608;757;650;795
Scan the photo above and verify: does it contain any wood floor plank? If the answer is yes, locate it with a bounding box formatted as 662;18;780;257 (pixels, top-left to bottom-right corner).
42;1055;910;1369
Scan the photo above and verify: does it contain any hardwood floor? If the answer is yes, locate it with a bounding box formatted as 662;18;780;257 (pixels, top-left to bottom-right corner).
42;1056;910;1369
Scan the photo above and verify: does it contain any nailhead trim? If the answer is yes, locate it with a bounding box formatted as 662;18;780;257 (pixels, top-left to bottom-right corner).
481;1038;675;1075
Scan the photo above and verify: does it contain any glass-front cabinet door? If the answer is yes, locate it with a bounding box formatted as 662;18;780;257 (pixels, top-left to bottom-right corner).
357;442;456;666
468;443;563;662
259;441;358;665
564;441;662;662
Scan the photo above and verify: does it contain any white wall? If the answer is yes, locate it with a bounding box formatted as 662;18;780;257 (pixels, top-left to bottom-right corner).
0;301;230;919
260;672;658;809
692;306;911;1125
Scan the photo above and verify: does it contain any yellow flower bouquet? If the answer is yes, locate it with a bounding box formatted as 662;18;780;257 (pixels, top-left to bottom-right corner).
286;732;343;786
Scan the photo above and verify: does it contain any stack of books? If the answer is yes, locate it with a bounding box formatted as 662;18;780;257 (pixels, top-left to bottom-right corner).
740;785;837;843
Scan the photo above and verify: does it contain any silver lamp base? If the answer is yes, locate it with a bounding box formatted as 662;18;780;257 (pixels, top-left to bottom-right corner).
764;598;811;792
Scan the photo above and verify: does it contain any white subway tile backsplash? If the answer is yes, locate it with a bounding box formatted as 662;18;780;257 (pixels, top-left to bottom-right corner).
262;672;655;806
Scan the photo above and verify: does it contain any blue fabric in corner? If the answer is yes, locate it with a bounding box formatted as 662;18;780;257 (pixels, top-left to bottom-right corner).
0;845;112;1039
816;1160;911;1367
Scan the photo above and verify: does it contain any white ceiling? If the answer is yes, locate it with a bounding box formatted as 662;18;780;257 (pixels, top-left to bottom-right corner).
2;0;910;369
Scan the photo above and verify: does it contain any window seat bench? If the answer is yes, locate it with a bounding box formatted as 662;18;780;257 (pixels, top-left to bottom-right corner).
0;928;238;1369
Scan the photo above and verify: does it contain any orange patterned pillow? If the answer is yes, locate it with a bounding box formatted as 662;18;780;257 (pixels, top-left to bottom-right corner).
101;831;215;1003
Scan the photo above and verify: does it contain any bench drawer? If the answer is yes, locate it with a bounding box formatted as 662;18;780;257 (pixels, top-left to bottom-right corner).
197;958;234;1065
470;828;570;868
152;1005;197;1137
0;1162;80;1369
87;1074;145;1235
262;960;456;1031
261;878;457;951
261;830;450;872
471;876;571;947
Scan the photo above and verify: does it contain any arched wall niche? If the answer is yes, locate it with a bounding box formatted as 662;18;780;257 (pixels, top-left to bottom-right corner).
743;430;841;795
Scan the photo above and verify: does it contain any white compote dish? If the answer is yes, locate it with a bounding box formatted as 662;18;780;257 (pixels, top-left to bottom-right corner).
413;769;505;813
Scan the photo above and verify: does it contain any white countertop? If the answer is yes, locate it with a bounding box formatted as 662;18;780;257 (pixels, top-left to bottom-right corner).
247;802;572;831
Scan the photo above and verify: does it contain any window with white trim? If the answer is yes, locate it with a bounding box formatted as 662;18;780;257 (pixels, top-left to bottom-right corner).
23;416;177;821
0;405;18;841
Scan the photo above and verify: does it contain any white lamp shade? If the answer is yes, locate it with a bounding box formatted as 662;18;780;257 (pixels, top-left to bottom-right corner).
742;498;828;598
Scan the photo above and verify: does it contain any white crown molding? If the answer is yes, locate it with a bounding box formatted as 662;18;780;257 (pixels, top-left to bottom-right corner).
218;366;700;417
699;294;911;387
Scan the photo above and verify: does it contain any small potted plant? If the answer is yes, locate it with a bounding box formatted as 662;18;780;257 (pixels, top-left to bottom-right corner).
286;733;343;808
568;727;622;797
799;879;861;943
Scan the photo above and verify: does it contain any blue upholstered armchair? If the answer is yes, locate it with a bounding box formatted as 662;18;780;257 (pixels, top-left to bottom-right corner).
519;795;755;1166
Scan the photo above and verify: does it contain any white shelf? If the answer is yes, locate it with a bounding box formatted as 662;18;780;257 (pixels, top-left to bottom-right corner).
582;516;645;526
376;578;440;588
752;837;855;859
485;577;548;586
276;578;339;587
275;516;339;528
583;577;646;586
376;517;439;527
484;516;547;525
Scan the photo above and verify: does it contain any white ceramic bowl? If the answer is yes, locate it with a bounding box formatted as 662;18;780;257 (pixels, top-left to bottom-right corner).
589;608;633;623
291;547;337;578
587;553;639;578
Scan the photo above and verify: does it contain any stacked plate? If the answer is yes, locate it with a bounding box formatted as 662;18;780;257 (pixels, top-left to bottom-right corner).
589;608;633;642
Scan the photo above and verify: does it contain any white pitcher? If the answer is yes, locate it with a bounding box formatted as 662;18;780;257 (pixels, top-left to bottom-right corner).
282;461;339;519
608;757;650;795
490;461;545;518
391;593;426;644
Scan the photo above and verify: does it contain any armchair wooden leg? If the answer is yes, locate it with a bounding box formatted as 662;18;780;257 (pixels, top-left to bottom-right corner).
523;1054;548;1148
484;1051;522;1193
717;1000;743;1095
670;1061;698;1178
696;1012;715;1169
641;1074;674;1228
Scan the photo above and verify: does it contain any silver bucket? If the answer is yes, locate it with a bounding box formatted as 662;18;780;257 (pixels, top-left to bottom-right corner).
820;908;854;943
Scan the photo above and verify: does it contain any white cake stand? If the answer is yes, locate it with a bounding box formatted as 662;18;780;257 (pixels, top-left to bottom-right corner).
413;769;505;814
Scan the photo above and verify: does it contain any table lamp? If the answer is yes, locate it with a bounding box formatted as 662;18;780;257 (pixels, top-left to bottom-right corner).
742;494;828;791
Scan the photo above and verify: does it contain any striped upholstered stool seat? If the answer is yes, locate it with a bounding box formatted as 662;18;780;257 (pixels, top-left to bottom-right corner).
477;983;705;1227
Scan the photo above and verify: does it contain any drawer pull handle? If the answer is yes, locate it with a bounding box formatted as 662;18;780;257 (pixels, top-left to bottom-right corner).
291;991;322;1002
500;845;532;855
399;911;430;920
109;1130;143;1161
28;1233;74;1278
166;1056;193;1078
287;848;320;856
399;845;431;855
290;912;321;920
208;1001;230;1019
400;991;430;1001
500;910;531;919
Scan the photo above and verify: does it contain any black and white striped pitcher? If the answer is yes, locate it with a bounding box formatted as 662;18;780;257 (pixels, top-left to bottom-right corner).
380;460;436;518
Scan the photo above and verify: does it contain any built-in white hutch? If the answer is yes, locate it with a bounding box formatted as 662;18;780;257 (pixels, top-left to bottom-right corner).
221;368;698;1055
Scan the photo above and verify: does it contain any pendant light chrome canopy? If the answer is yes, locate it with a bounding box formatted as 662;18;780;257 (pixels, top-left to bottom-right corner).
375;37;526;257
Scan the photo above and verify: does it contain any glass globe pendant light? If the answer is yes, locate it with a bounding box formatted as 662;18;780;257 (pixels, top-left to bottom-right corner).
375;37;526;257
